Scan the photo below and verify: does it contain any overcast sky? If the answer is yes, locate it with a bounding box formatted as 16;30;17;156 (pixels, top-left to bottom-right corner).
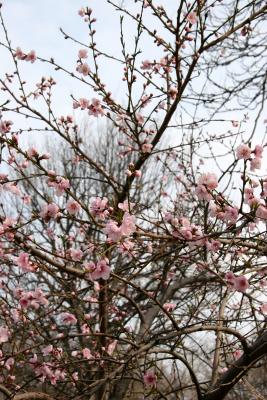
0;0;266;167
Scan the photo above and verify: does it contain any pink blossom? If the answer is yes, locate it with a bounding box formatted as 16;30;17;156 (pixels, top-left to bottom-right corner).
60;312;77;325
40;203;60;221
69;248;83;261
206;239;221;252
78;7;85;17
42;345;53;356
27;147;39;158
0;119;13;134
18;288;48;309
118;200;135;212
15;252;35;272
250;157;261;171
79;98;90;109
136;113;144;125
179;227;193;240
198;173;218;190
254;144;264;158
142;143;152;153
224;206;239;224
163;303;176;312
195;185;211;201
244;187;254;203
0;327;10;343
140;60;152;70
187;12;197;25
260;303;267;314
90;197;109;219
256;205;267;220
82;323;90;334
120;212;136;236
54;177;70;196
168;86;178;99
236;144;251;160
140;94;152;108
72;372;79;381
14;46;25;60
90;259;111;280
118;240;134;256
143;371;157;387
5;357;14;370
25;50;37;63
66;199;81;215
225;271;236;288
78;49;88;59
82;348;92;359
88;98;105;117
234;275;249;293
104;220;122;242
225;272;249;293
76;62;90;76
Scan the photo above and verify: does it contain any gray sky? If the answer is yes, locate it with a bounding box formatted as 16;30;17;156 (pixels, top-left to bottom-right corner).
0;0;266;170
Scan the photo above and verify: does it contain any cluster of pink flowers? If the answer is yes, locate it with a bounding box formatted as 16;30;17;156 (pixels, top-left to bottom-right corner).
0;117;13;134
30;356;66;385
141;143;152;153
163;303;176;312
165;215;203;244
33;76;56;98
225;272;249;293
236;144;264;171
118;200;135;212
68;248;83;261
73;97;105;117
78;48;88;59
1;356;14;371
40;203;60;221
84;259;110;281
76;62;90;76
242;184;267;220
196;173;218;201
0;217;16;239
88;98;105;117
60;312;77;325
14;287;49;309
90;197;109;219
47;176;70;196
26;147;50;161
66;199;81;215
118;240;135;258
186;11;197;25
15;252;36;273
209;202;239;225
205;239;221;252
104;212;136;242
141;56;173;73
58;115;74;126
14;47;37;63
